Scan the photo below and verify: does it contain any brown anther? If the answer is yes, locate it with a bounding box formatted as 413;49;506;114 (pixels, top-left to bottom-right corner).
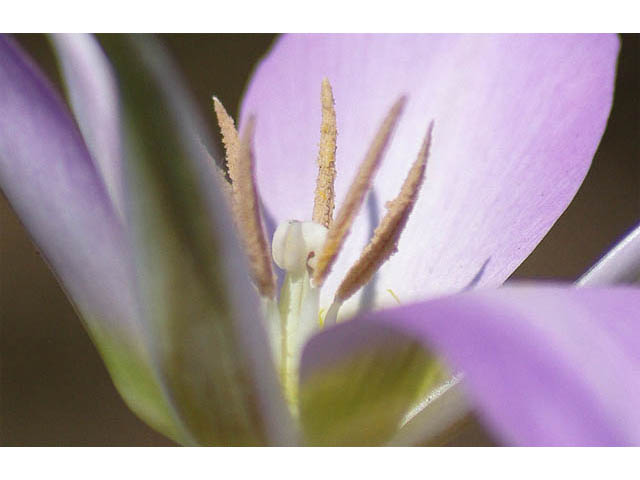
214;98;276;298
312;78;338;228
212;96;239;169
312;96;407;287
211;97;236;199
335;121;434;303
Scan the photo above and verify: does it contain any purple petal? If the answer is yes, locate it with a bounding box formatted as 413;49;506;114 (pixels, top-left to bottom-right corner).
341;285;640;446
0;35;185;441
241;34;619;311
49;34;124;216
0;34;130;339
579;223;640;285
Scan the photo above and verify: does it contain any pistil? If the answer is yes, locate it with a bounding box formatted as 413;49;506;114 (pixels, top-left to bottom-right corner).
272;220;328;407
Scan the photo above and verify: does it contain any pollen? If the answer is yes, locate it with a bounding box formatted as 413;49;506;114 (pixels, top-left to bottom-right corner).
312;96;407;288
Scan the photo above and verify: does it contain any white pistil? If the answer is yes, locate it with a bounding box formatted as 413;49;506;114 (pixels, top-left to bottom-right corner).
272;220;327;405
272;221;327;275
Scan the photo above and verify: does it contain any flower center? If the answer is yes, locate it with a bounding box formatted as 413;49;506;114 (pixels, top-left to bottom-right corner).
213;79;434;411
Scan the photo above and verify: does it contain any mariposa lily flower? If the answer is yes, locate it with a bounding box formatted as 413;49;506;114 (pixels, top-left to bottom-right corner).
1;33;638;446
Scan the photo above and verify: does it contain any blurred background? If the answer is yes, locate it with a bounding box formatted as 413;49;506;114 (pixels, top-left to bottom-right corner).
1;34;638;446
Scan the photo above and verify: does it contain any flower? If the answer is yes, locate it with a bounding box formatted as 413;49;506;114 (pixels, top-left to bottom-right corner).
0;33;638;446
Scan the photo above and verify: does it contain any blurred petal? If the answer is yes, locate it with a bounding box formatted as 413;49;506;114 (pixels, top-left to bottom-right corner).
344;285;640;446
241;34;619;312
299;320;441;445
48;33;124;216
100;35;295;446
0;34;183;442
579;223;640;285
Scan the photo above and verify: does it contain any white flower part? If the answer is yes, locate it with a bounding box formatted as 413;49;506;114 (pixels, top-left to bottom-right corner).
271;220;328;408
272;220;328;275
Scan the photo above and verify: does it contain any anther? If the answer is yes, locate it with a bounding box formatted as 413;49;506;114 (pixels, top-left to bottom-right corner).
214;99;276;298
211;97;236;200
212;96;239;170
334;121;434;303
312;96;407;287
312;78;338;228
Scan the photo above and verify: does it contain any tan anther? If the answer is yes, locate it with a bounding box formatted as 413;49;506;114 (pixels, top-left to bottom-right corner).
312;96;407;287
212;97;236;200
335;121;434;303
213;96;239;169
312;78;338;228
214;102;276;298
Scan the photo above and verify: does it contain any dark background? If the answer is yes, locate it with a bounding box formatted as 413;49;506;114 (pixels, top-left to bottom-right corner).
1;34;638;446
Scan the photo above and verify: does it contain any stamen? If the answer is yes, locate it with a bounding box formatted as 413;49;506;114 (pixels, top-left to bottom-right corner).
323;300;342;327
211;97;236;200
223;113;276;298
212;96;239;169
312;96;407;287
335;121;434;303
312;78;338;228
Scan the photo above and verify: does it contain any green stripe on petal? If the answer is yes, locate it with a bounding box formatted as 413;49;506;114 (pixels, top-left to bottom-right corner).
299;321;443;446
99;35;294;446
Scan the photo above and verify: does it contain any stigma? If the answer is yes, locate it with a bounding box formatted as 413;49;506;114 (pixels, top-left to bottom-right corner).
272;221;328;276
